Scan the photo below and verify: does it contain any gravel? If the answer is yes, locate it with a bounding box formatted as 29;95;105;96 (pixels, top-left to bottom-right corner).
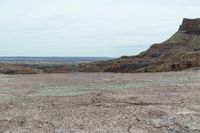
0;71;200;133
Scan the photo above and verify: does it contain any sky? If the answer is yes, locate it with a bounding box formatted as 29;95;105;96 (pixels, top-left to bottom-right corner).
0;0;200;57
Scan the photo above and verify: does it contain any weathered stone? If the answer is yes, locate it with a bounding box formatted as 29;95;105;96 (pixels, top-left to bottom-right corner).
79;18;200;72
179;18;200;34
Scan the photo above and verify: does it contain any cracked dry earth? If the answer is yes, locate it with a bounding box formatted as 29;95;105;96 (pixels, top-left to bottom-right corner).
0;71;200;133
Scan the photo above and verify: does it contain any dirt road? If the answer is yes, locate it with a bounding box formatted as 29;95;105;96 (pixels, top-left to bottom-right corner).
0;71;200;133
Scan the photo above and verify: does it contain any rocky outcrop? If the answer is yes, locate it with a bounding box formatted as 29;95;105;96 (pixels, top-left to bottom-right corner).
179;18;200;34
79;18;200;72
0;64;71;74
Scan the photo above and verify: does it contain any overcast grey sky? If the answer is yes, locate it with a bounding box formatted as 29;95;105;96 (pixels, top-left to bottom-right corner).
0;0;200;57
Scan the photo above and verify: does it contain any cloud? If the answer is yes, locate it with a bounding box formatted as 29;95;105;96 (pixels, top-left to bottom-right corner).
0;0;200;57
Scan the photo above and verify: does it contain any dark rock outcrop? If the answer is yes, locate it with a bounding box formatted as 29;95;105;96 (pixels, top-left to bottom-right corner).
79;18;200;72
0;64;71;74
179;18;200;34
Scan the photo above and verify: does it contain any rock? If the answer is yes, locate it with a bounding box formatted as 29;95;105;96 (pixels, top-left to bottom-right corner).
79;18;200;72
179;18;200;34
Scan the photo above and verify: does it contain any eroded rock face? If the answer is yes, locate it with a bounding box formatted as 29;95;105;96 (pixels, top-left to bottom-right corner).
179;18;200;34
79;18;200;72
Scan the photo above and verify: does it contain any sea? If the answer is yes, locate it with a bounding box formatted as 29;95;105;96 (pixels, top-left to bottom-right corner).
0;57;112;65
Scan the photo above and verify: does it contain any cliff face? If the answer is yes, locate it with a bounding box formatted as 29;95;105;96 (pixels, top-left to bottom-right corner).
79;18;200;72
179;18;200;34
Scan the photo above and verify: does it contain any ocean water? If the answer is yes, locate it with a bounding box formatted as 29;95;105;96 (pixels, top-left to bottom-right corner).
0;57;112;65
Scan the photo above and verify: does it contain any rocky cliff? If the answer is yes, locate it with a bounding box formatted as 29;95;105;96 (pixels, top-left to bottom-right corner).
179;18;200;34
79;18;200;72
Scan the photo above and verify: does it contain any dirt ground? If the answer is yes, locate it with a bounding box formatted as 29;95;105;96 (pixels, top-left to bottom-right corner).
0;71;200;133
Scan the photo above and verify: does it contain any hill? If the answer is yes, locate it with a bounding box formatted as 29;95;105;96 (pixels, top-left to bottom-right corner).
79;18;200;72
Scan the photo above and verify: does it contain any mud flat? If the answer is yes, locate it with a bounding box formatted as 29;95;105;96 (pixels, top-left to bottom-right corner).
0;71;200;133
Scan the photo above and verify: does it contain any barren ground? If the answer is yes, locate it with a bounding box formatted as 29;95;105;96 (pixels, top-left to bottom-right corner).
0;71;200;133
